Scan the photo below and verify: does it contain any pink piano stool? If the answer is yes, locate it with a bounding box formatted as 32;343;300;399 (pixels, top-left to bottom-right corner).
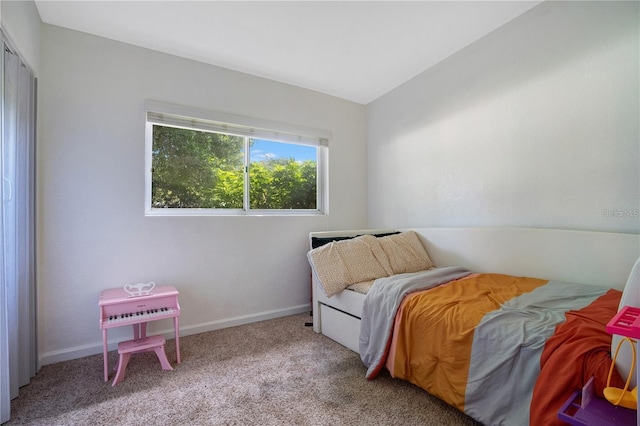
112;335;172;386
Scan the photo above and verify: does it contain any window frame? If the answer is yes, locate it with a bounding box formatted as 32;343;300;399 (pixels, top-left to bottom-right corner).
144;101;330;216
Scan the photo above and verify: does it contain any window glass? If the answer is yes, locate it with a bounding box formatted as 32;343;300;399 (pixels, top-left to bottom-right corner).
249;139;317;210
147;112;327;216
151;125;245;209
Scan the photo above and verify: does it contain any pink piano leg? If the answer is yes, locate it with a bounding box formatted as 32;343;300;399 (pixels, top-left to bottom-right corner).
174;316;181;363
132;322;147;340
102;329;109;381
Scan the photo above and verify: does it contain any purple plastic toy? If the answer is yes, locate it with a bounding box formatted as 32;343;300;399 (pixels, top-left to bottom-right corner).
558;390;636;426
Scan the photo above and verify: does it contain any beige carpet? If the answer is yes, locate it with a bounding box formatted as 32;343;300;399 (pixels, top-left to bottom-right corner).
7;313;481;425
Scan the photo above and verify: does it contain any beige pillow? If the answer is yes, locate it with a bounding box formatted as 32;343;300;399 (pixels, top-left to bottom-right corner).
338;235;392;282
307;235;391;297
308;242;351;297
377;231;435;274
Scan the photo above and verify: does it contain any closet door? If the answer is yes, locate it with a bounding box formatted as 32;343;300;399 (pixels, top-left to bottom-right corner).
0;38;37;424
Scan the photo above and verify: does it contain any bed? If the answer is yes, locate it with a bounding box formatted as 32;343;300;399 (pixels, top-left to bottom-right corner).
307;227;640;426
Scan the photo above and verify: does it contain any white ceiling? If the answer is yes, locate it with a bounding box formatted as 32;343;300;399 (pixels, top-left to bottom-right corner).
34;1;542;105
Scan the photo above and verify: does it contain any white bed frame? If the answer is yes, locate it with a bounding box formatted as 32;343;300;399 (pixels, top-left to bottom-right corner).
309;227;640;353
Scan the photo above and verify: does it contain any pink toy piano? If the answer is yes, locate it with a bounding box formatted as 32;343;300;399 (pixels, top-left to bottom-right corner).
99;284;181;383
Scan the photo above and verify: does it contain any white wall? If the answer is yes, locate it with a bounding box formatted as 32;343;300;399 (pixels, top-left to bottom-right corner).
0;0;41;75
367;1;639;234
37;25;368;364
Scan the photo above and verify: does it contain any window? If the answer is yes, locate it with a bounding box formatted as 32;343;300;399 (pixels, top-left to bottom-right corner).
145;102;329;215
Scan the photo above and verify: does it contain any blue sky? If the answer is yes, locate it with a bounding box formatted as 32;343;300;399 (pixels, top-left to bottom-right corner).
250;139;316;162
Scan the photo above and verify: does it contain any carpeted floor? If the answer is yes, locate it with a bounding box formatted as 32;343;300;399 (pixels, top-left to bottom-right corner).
7;313;481;425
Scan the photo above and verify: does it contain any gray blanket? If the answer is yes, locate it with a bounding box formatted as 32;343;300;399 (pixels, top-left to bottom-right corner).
359;266;472;378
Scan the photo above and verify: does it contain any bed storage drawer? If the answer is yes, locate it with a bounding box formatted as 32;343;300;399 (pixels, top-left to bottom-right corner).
320;304;361;353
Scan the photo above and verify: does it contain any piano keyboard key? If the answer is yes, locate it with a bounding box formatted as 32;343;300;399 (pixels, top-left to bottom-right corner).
105;307;177;324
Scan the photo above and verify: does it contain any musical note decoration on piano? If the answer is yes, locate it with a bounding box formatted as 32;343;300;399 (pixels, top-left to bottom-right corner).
124;281;156;297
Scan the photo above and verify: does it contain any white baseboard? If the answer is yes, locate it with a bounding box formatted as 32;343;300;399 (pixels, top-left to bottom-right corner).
38;304;311;367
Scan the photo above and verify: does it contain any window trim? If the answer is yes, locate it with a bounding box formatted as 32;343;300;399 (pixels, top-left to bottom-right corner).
144;101;330;216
